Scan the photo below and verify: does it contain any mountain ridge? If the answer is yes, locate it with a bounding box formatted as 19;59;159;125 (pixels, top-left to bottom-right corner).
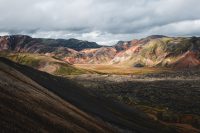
0;35;101;51
1;35;200;69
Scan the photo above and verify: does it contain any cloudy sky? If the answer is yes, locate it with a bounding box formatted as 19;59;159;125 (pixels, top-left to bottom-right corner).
0;0;200;45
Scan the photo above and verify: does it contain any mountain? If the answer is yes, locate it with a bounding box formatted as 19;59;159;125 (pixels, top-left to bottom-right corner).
0;35;200;69
64;35;200;69
0;35;101;52
68;47;117;64
0;57;177;133
111;36;200;68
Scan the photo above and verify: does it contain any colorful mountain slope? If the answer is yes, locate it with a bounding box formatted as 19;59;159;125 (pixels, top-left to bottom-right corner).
0;35;200;69
111;36;200;68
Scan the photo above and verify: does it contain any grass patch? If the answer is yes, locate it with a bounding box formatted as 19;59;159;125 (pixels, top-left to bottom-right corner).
9;54;41;67
0;52;89;75
54;63;85;75
74;64;172;75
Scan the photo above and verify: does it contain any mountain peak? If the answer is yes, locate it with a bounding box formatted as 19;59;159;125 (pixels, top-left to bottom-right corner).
146;35;167;39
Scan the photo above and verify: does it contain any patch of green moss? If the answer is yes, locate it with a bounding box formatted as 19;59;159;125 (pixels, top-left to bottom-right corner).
54;63;85;75
6;54;40;68
1;53;88;75
161;37;174;44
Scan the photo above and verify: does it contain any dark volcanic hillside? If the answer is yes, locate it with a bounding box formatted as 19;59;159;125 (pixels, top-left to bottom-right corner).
0;59;114;133
0;57;177;133
0;35;101;52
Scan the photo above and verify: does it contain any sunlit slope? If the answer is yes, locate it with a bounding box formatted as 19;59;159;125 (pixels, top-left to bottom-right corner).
112;36;200;68
0;52;87;75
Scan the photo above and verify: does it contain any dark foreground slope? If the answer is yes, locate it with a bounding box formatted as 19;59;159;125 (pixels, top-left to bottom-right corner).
0;58;114;133
0;57;176;133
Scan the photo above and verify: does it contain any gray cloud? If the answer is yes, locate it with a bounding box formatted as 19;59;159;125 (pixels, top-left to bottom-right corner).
0;0;200;45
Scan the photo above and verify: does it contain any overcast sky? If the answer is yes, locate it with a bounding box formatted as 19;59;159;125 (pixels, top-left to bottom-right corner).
0;0;200;45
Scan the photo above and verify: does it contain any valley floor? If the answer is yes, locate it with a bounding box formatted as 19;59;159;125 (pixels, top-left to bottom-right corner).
74;64;172;75
68;68;200;132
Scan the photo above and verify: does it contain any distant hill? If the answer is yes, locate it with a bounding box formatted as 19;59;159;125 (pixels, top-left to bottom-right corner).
64;35;200;69
0;35;101;51
0;35;200;69
111;36;200;69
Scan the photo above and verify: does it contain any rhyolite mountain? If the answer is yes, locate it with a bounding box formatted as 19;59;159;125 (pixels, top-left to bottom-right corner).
66;35;200;68
0;35;101;52
0;35;200;68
